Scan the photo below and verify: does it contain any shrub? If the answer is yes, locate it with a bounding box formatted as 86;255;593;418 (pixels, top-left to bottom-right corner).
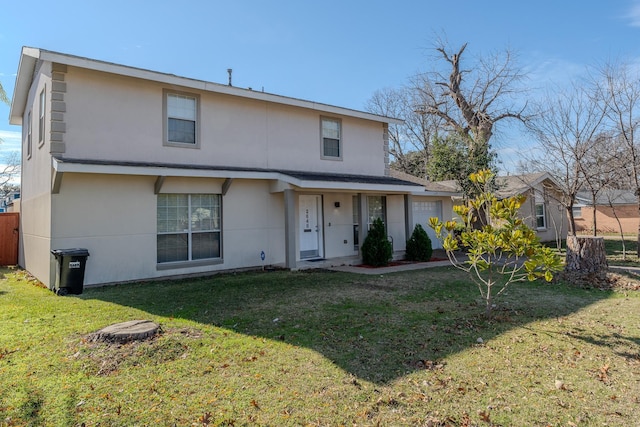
405;224;433;262
361;218;393;267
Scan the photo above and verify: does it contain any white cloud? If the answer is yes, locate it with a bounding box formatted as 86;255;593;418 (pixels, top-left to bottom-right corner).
627;2;640;27
0;130;21;153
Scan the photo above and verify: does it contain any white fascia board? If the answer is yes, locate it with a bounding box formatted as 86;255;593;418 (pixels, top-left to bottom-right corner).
35;48;403;126
9;47;40;125
52;158;279;180
285;177;424;193
410;190;462;197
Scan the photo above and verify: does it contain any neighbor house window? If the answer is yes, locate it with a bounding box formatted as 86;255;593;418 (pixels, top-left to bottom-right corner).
164;91;198;146
157;194;221;264
572;206;582;218
535;203;546;229
367;196;386;229
321;117;342;159
38;88;45;145
27;111;32;159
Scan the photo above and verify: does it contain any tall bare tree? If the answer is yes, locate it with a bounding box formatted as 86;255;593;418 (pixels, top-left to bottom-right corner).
525;84;607;236
579;132;624;235
367;40;529;184
592;60;640;254
413;41;529;165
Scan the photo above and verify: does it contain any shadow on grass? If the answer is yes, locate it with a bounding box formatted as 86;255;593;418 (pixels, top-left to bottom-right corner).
80;267;613;384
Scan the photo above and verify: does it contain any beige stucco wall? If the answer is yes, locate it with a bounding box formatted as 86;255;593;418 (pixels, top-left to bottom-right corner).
49;173;288;286
62;67;387;176
19;62;54;285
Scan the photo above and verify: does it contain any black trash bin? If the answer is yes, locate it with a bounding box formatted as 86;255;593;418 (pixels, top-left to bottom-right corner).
51;248;90;295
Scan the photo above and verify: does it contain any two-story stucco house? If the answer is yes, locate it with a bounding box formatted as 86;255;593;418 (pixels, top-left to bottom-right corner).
9;47;458;288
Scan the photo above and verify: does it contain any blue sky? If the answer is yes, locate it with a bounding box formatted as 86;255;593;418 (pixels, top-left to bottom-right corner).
2;0;640;175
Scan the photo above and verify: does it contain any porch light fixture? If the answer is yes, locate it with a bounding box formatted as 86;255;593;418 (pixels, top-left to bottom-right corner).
334;202;340;208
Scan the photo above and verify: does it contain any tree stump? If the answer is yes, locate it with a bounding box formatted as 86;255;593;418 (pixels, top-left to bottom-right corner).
89;320;160;343
565;236;608;273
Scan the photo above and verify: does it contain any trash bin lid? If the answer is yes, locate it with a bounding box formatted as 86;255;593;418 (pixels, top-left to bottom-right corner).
51;248;90;256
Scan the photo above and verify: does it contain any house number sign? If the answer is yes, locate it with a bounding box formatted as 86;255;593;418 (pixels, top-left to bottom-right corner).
303;208;311;232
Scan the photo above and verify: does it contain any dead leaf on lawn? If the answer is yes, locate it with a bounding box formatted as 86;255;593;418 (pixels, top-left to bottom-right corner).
478;410;491;423
596;364;611;383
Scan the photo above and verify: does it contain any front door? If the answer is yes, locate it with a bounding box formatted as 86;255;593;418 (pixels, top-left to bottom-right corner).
299;195;323;259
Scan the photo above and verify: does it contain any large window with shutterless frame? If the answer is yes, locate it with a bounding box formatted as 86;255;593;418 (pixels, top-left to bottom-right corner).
163;90;199;147
157;194;221;264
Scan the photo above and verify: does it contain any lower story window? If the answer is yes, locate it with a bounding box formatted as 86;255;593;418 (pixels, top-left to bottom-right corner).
367;195;386;229
157;194;221;263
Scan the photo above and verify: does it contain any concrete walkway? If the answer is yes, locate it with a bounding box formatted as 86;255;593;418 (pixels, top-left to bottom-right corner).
295;249;455;275
609;265;640;276
328;259;453;275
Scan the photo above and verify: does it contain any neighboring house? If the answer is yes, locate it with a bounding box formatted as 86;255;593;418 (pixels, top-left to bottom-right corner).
495;172;567;243
575;189;638;235
435;172;567;243
9;47;459;288
0;190;20;213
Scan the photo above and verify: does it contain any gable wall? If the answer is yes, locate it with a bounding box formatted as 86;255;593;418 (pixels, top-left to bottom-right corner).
19;61;54;283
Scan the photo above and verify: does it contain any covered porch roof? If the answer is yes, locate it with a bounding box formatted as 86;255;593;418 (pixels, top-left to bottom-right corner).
51;157;427;194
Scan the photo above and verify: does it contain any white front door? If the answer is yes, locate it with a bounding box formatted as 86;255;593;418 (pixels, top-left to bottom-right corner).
299;195;323;259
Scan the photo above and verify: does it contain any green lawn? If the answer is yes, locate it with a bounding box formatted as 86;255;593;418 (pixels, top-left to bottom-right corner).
2;266;640;426
602;236;639;267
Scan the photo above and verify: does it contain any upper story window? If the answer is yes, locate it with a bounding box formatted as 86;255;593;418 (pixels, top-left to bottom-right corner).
38;88;45;146
26;111;32;159
164;90;199;147
321;117;342;159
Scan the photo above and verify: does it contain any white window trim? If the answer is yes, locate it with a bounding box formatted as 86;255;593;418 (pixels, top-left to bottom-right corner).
156;194;222;268
26;111;32;159
320;116;343;161
163;89;201;149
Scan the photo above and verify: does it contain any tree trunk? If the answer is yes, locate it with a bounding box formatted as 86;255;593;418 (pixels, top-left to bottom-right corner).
566;206;577;237
565;236;608;273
